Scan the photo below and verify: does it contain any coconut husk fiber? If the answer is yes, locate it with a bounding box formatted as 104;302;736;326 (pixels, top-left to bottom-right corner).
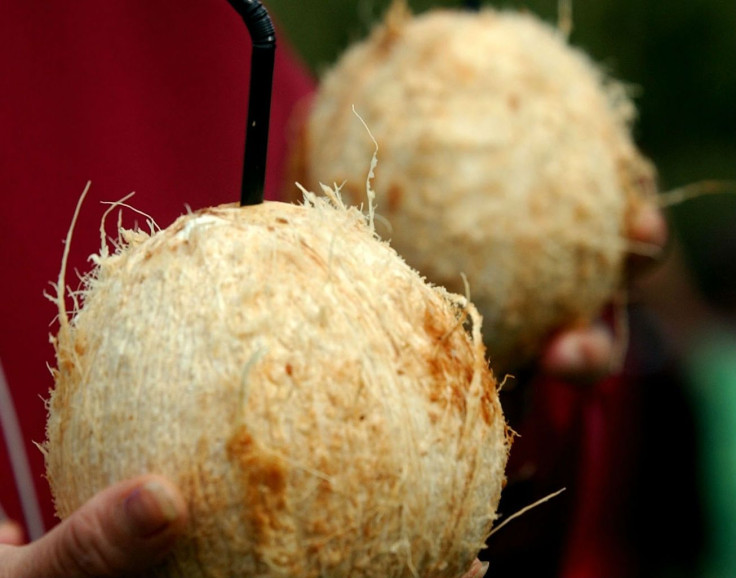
288;3;658;374
44;186;510;578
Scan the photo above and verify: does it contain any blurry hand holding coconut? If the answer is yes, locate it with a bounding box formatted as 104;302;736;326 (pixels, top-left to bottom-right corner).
287;1;668;382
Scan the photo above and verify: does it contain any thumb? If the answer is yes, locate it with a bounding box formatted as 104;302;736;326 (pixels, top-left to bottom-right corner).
13;475;187;578
0;519;25;545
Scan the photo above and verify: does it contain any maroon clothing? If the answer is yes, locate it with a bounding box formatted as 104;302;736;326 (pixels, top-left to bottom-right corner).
0;0;314;537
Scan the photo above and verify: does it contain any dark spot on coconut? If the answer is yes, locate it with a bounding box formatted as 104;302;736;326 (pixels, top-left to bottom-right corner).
73;335;87;357
228;428;286;495
285;363;293;376
479;371;499;426
423;306;449;342
226;427;288;540
387;183;403;212
423;304;497;425
423;306;469;416
276;217;289;225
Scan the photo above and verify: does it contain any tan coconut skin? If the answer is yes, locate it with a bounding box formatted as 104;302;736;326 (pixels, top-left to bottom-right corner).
45;191;510;577
290;6;657;374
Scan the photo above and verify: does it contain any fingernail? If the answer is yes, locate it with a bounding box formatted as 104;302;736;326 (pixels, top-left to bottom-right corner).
124;480;180;537
479;561;490;577
0;519;25;545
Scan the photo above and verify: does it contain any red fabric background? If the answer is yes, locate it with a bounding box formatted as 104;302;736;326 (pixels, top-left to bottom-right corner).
0;0;314;537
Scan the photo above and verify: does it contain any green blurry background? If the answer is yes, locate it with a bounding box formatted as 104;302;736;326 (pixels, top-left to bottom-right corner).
268;0;736;303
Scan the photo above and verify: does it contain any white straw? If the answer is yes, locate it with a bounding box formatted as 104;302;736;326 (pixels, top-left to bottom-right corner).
0;359;45;540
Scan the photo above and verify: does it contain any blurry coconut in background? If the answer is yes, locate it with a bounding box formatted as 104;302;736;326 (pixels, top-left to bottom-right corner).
44;188;510;577
287;1;657;374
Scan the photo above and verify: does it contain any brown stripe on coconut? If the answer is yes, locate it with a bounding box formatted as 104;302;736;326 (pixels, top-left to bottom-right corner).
44;183;510;577
287;2;657;375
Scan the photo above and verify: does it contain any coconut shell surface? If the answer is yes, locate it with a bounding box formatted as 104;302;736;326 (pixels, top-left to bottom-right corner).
290;6;657;374
45;191;509;577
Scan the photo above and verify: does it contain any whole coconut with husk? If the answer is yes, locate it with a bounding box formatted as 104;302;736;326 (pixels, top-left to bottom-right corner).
288;3;657;374
44;187;510;577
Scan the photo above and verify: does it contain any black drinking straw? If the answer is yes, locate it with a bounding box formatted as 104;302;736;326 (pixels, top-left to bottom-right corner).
226;0;276;206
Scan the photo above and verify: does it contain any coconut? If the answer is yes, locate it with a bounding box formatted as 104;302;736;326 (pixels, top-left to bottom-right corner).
44;188;510;577
288;4;657;374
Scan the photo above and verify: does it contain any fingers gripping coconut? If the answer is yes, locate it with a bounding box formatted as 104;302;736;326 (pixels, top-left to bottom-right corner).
43;187;510;577
289;3;659;375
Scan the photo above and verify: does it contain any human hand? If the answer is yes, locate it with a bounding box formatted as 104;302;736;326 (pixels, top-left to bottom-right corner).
538;202;668;383
0;475;187;578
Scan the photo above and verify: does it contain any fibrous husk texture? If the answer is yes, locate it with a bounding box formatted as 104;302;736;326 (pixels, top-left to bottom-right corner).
291;5;657;373
45;190;509;578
